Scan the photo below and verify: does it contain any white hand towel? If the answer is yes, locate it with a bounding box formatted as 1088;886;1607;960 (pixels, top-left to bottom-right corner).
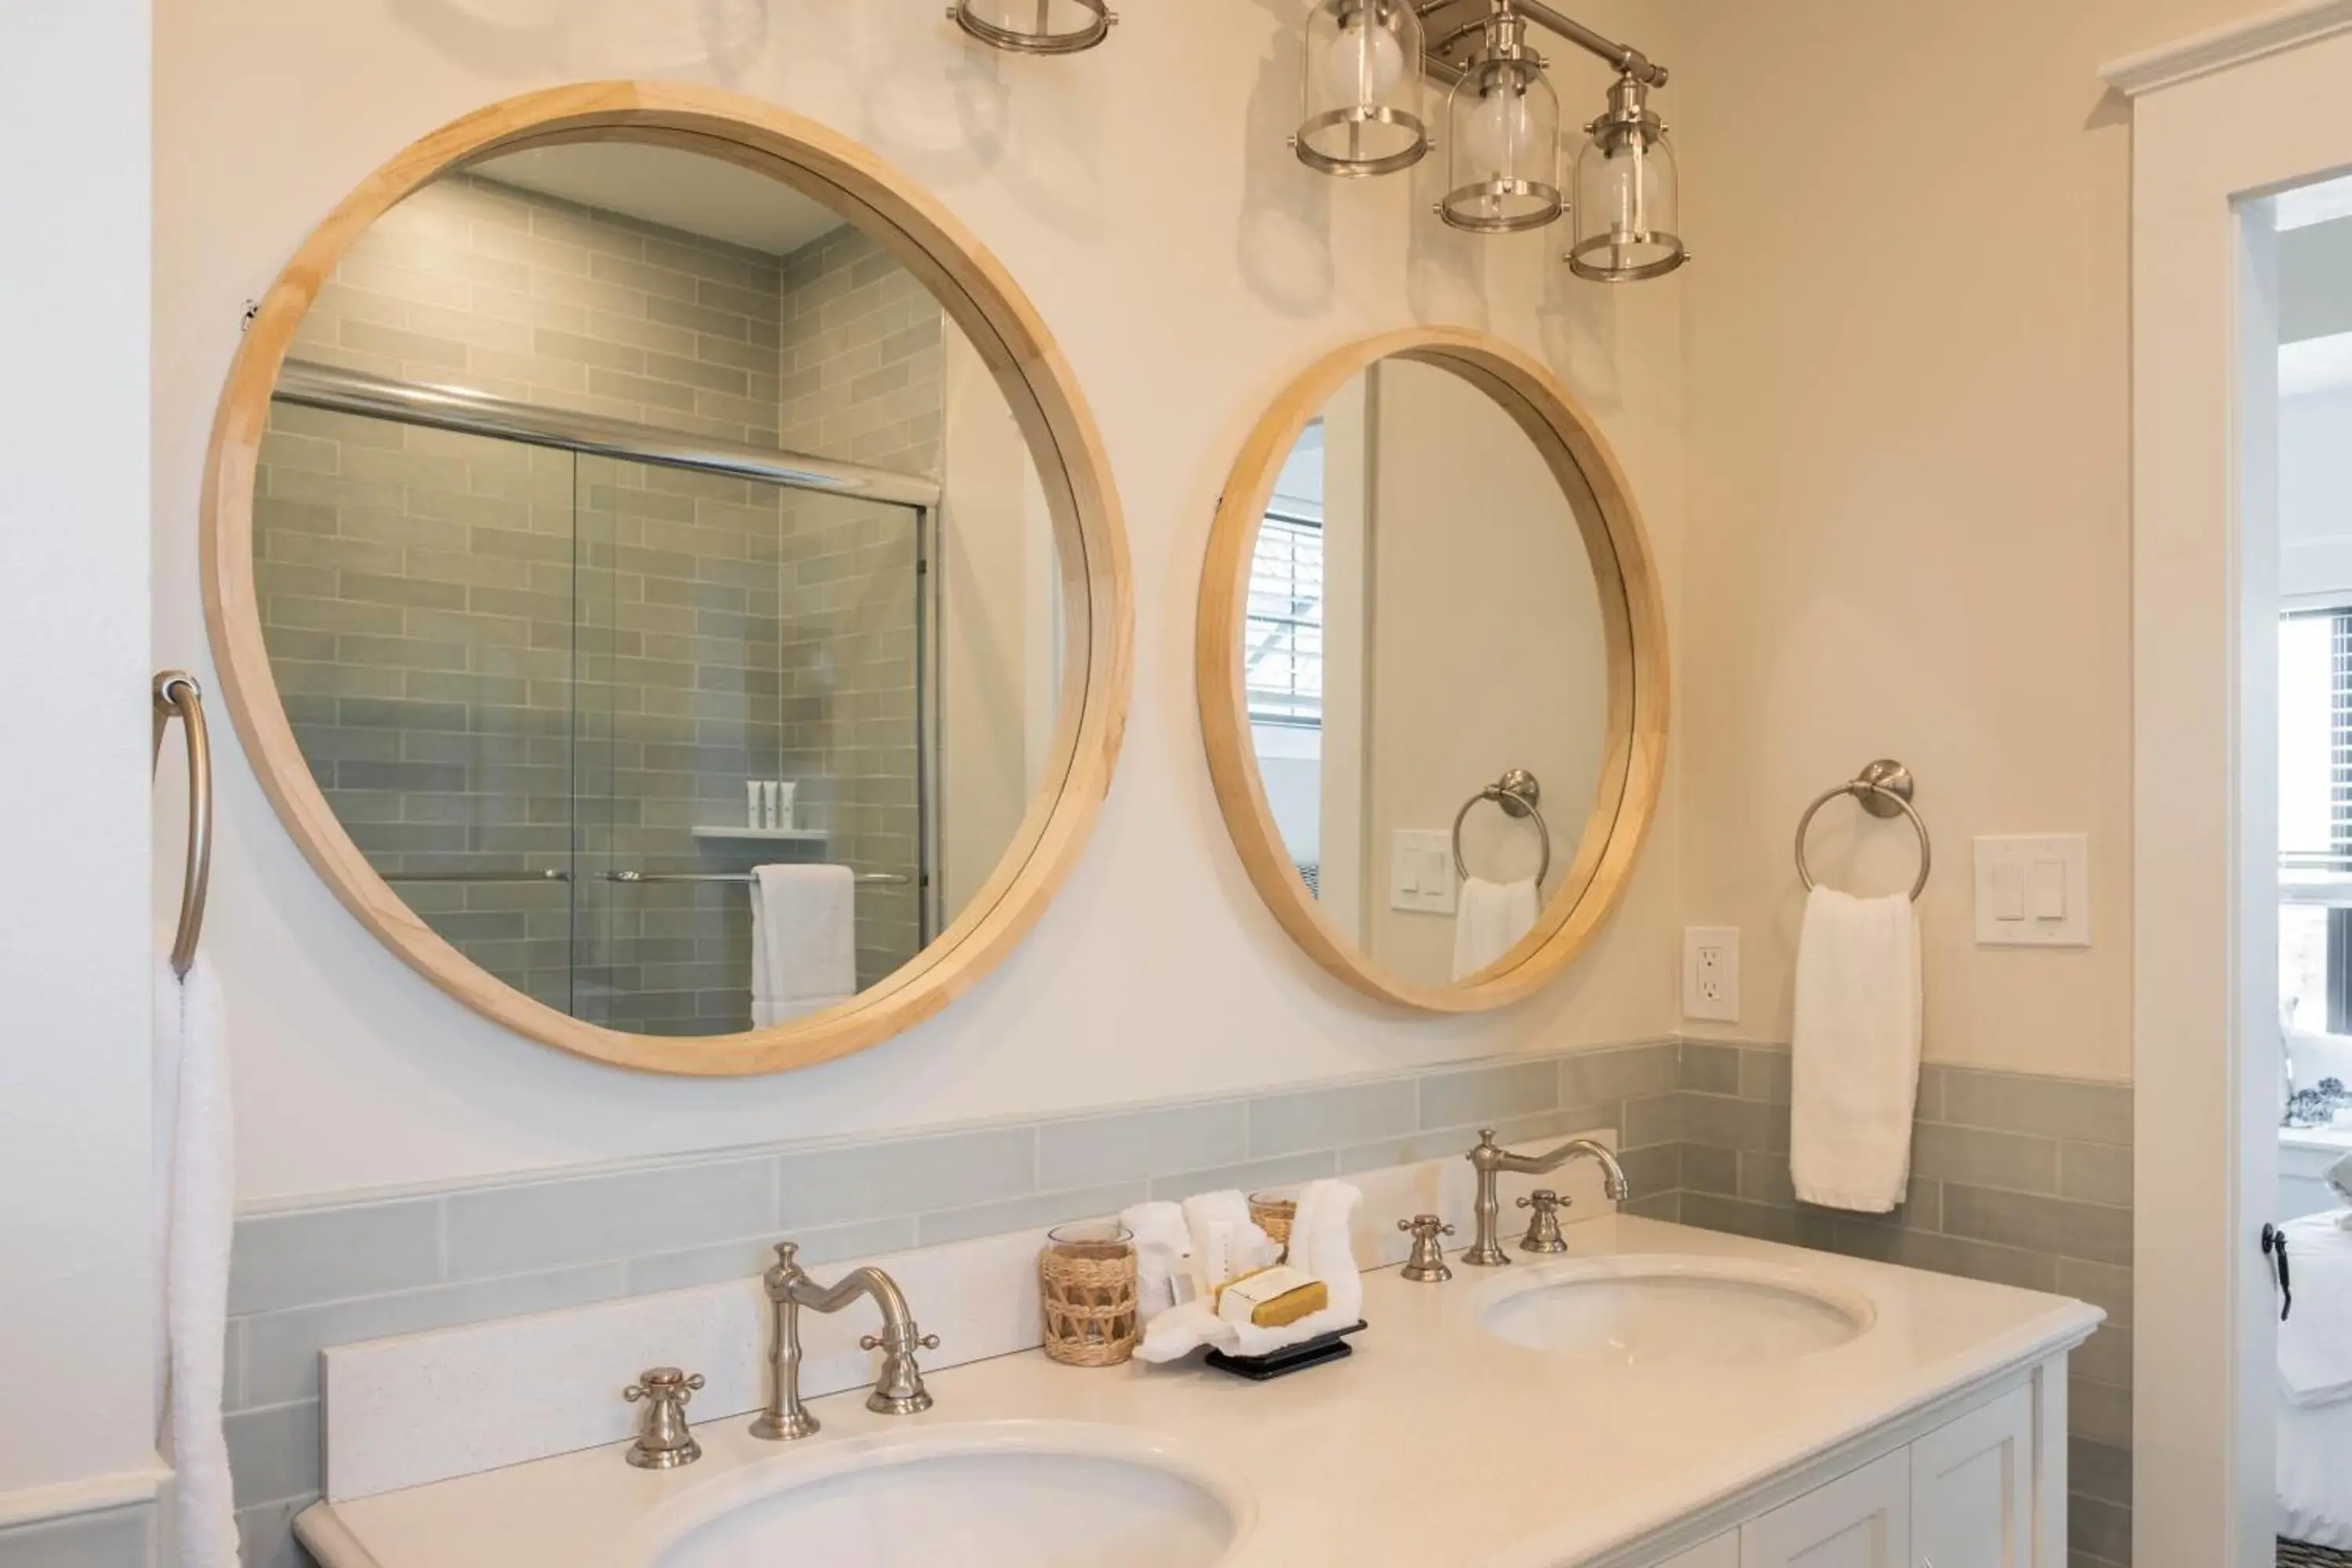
749;864;856;1027
1790;886;1922;1213
2279;1212;2352;1406
1134;1182;1366;1364
1119;1200;1195;1319
154;955;238;1568
1454;877;1539;980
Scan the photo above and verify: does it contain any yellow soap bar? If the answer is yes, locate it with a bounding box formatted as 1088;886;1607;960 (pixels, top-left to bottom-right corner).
1214;1265;1328;1329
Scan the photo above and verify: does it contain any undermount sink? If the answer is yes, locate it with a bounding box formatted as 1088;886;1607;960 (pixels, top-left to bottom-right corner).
642;1422;1249;1568
1476;1254;1876;1367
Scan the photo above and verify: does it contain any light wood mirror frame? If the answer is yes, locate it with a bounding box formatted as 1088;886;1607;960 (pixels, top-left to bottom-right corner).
1197;328;1667;1011
201;82;1133;1075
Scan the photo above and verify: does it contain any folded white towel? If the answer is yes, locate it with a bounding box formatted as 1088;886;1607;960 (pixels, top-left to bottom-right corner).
1454;877;1539;980
1120;1200;1194;1320
1790;886;1922;1213
154;955;238;1568
749;864;856;1027
2280;1212;2352;1406
1136;1181;1366;1364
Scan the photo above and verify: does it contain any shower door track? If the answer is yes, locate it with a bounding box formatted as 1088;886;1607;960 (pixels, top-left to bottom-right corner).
274;359;943;507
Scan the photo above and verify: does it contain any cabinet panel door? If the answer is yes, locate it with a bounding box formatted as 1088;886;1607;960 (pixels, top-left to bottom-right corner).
1657;1534;1740;1568
1740;1450;1910;1568
1910;1385;2034;1568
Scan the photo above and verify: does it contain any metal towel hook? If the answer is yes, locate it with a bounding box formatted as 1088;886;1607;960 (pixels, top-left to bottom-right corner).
1793;759;1931;903
153;671;214;978
1451;768;1553;887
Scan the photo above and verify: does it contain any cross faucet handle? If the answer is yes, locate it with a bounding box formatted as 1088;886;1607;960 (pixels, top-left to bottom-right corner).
1399;1214;1455;1283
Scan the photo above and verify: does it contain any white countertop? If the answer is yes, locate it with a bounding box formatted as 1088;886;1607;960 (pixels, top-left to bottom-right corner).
299;1216;2100;1568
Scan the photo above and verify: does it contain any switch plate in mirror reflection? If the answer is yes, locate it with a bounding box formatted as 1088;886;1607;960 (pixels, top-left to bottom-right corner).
200;82;1132;1076
1196;328;1668;1014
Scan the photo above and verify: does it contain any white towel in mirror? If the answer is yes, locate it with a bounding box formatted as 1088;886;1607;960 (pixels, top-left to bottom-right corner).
1454;877;1539;980
749;864;856;1026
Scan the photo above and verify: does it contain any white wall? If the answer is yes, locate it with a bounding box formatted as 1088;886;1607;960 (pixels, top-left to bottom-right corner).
155;0;1690;1201
0;0;157;1500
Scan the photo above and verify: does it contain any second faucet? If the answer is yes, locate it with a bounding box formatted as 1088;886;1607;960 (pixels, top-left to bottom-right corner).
753;1241;939;1441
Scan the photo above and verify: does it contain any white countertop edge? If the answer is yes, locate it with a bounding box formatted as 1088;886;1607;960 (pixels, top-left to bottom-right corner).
294;1501;387;1568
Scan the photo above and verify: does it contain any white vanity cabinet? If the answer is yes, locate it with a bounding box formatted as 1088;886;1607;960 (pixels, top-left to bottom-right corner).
1649;1379;2047;1568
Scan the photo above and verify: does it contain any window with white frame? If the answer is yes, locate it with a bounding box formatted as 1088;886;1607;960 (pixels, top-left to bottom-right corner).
2279;606;2352;1033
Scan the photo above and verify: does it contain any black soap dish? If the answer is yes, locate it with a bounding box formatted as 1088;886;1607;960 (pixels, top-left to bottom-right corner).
1203;1320;1367;1381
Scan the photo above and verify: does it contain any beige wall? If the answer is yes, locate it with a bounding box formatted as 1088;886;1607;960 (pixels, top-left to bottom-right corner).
1671;0;2282;1082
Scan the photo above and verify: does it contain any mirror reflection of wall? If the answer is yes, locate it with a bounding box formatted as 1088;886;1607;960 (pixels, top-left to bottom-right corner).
1243;356;1611;989
249;141;1064;1037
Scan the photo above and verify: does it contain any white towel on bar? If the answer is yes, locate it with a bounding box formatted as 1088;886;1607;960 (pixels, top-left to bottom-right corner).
750;864;857;1027
154;953;238;1568
1454;877;1539;980
2280;1211;2352;1407
1790;886;1922;1213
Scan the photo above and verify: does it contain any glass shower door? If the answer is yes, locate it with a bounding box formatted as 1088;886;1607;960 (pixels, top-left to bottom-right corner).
570;456;930;1036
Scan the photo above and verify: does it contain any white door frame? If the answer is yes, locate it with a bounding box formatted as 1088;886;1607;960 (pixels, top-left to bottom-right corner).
2107;5;2352;1563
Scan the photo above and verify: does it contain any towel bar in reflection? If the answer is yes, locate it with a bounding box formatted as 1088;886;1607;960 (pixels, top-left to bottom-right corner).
152;671;213;979
1450;768;1552;887
1793;759;1932;902
604;869;913;887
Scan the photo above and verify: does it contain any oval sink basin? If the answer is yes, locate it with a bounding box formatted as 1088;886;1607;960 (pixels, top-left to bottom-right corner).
1477;1254;1875;1367
647;1423;1247;1568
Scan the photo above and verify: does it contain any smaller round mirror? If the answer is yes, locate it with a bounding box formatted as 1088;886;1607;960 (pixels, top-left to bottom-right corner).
1197;330;1666;1010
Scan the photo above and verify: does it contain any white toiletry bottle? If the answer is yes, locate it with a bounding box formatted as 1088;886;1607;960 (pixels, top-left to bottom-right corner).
746;780;763;829
774;780;797;832
761;780;780;830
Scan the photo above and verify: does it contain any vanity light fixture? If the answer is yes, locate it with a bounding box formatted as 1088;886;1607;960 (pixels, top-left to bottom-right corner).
1435;0;1562;232
1567;67;1686;280
1294;0;1432;177
948;0;1114;55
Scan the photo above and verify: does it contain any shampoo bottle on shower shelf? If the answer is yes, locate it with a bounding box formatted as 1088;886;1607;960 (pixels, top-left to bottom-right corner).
761;780;781;830
774;781;797;832
746;780;763;829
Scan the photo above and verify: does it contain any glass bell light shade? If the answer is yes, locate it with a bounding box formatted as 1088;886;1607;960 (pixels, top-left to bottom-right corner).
1294;0;1429;177
1438;50;1563;232
949;0;1113;55
1567;73;1687;280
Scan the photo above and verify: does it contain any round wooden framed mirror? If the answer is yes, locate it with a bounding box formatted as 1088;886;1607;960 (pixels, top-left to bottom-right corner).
202;82;1131;1075
1196;328;1666;1011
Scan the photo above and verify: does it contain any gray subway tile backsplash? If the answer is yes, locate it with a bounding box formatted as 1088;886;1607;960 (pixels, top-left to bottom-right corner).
220;1035;2133;1567
1036;1100;1247;1190
444;1154;776;1279
1417;1058;1559;1129
1247;1079;1418;1158
229;1196;444;1316
0;1505;154;1568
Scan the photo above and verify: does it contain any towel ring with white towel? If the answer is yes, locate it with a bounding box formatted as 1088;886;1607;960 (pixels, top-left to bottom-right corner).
1789;760;1931;1217
1450;770;1551;981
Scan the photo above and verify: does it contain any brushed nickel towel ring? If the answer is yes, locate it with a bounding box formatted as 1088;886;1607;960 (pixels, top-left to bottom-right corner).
152;670;214;978
1451;768;1553;887
1794;759;1930;902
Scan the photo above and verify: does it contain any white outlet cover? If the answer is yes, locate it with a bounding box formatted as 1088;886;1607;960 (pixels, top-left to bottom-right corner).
1682;926;1740;1023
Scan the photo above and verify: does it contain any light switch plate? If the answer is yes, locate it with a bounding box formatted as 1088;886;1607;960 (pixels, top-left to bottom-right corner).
1388;829;1455;914
1973;834;2090;946
1682;926;1740;1022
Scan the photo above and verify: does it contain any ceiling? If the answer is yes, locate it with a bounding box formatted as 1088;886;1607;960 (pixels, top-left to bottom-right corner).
469;142;847;256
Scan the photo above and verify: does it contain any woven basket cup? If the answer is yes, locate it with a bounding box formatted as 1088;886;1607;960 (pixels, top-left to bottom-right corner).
1248;1191;1298;1259
1039;1222;1138;1367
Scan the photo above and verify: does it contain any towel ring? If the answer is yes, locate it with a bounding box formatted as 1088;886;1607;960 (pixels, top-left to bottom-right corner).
153;670;214;979
1451;768;1553;887
1794;759;1930;902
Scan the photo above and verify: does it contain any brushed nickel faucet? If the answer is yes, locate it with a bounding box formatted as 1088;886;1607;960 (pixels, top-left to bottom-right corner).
1463;1128;1630;1266
751;1242;939;1441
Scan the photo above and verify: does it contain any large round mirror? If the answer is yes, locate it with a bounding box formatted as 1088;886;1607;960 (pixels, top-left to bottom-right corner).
204;84;1130;1074
1198;330;1665;1010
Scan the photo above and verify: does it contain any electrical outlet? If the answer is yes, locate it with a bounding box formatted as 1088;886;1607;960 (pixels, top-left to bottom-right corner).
1682;926;1740;1023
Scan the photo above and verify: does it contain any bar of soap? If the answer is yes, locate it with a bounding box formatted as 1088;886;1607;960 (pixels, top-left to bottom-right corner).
1214;1265;1328;1330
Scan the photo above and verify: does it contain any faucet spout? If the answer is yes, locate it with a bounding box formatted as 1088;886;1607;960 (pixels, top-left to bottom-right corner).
1461;1129;1632;1266
753;1243;939;1440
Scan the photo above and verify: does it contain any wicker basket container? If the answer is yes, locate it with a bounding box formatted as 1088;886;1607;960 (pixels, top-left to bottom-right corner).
1248;1191;1298;1259
1039;1222;1138;1367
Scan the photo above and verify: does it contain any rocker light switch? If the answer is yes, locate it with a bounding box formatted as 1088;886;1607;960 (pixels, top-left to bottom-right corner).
1390;829;1456;915
1973;836;2089;946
